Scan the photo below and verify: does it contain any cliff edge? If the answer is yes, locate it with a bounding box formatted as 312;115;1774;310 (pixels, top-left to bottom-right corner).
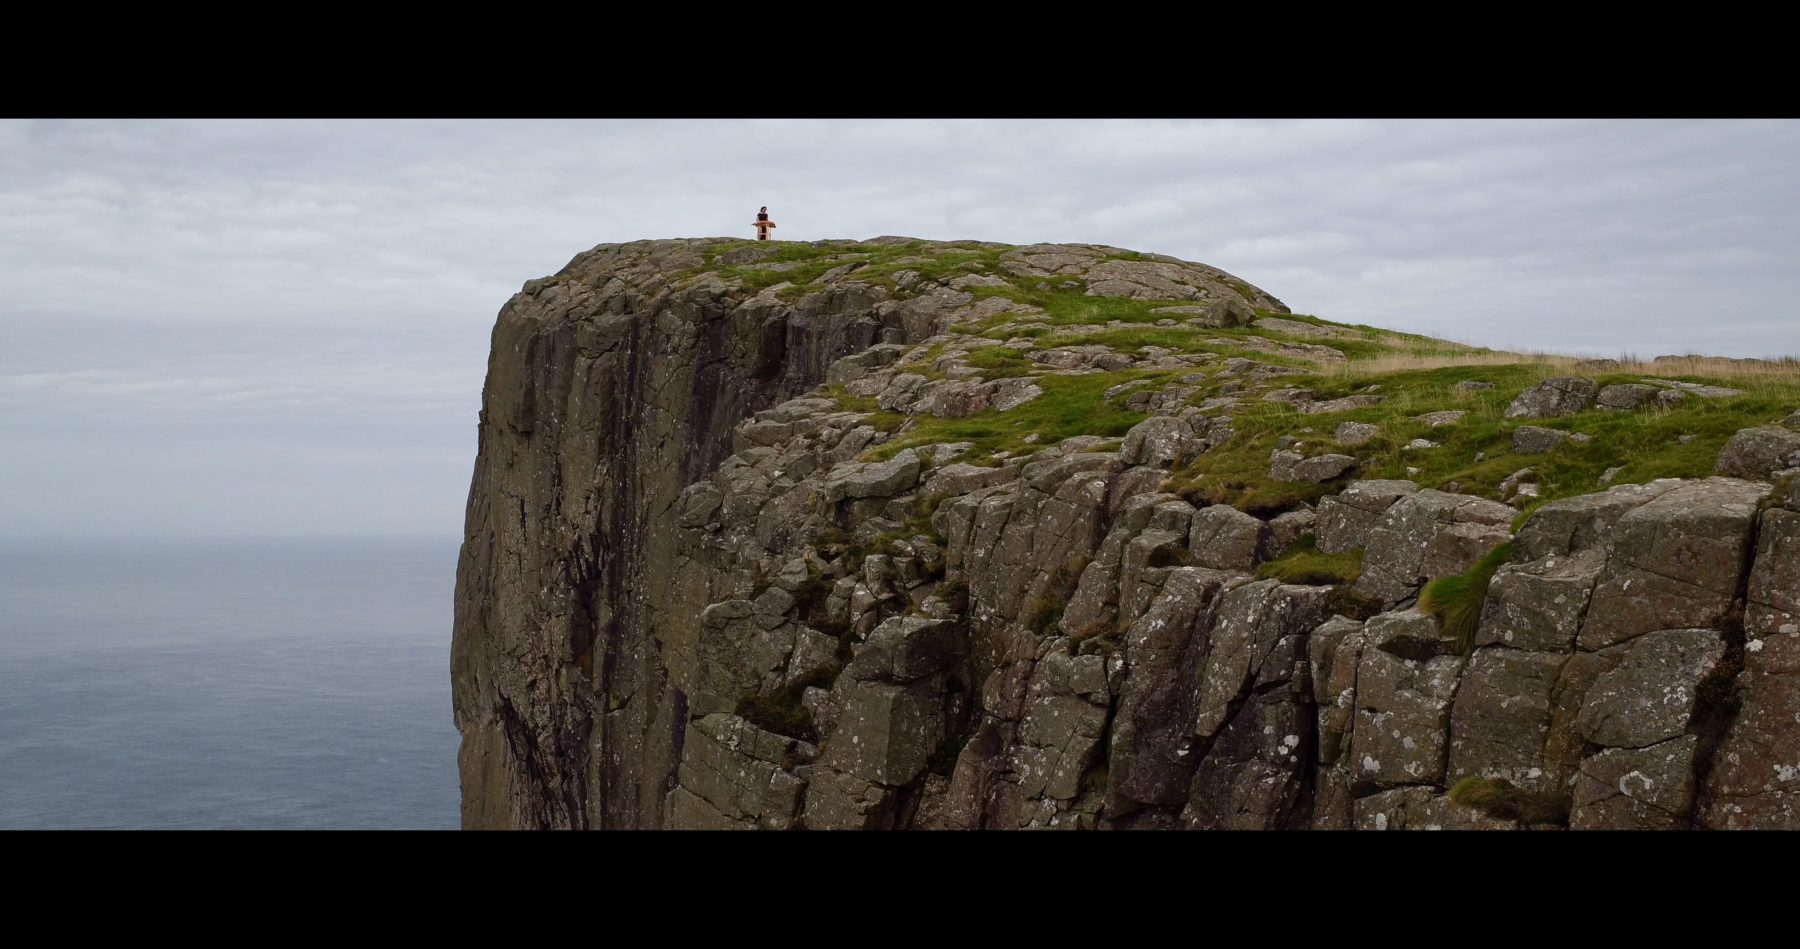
453;237;1800;829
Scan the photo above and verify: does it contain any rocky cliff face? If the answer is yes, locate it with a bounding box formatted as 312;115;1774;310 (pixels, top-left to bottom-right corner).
454;237;1800;829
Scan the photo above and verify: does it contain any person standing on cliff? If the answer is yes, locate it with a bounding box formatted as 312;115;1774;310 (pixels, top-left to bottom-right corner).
754;207;777;241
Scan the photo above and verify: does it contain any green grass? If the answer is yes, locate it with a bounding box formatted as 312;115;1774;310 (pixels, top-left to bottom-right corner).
1418;541;1513;654
1159;359;1800;516
865;370;1164;462
1023;597;1065;635
734;667;837;744
1254;535;1364;585
960;346;1034;378
846;246;1008;286
821;383;881;414
714;245;874;293
732;240;1800;527
1036;326;1317;368
703;239;1006;297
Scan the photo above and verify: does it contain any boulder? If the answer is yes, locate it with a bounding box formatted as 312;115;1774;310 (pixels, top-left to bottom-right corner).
1013;651;1111;805
1513;425;1568;454
825;343;907;385
1476;548;1605;652
1269;449;1358;483
1504;377;1598;418
1511;479;1683;561
690;600;799;715
1255;316;1356;339
1715;426;1800;480
922;462;1018;500
847;616;961;683
1575;628;1724;749
1121;416;1196;467
1570;736;1698;830
821;449;922;503
947;273;1010;290
1643;378;1742;399
1746;503;1800;638
1596;383;1667;411
1698;619;1800;828
1447;647;1568;794
667;714;813;830
1265;508;1316;559
1147;299;1255;327
1189;504;1269;571
1578;477;1769;650
799;767;895;830
1354;489;1515;603
1350;610;1461;788
1335;421;1381;447
819;677;945;786
1315;480;1419;554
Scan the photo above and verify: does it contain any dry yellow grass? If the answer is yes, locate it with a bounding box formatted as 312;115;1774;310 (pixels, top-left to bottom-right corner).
1332;351;1572;378
1334;349;1800;381
1613;354;1800;380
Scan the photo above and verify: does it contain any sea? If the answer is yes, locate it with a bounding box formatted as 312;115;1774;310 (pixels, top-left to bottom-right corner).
0;536;462;830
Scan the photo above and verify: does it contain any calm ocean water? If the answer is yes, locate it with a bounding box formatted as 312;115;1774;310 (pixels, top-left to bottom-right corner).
0;537;461;829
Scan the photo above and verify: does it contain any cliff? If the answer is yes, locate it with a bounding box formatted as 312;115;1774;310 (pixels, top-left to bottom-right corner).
453;237;1800;829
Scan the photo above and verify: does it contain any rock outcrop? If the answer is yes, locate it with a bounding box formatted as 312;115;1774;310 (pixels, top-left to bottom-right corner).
454;236;1800;830
1505;377;1598;418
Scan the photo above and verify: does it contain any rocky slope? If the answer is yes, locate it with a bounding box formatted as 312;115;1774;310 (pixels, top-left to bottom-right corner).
453;237;1800;829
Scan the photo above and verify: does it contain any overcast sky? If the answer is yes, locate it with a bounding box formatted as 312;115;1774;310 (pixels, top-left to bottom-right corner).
3;119;1797;538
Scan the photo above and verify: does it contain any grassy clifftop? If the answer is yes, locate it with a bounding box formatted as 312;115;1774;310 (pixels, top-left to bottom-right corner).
684;237;1800;521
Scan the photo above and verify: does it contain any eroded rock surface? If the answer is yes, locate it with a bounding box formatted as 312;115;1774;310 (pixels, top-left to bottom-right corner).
456;237;1799;830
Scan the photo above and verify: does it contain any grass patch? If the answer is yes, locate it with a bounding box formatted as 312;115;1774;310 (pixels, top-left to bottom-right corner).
866;370;1162;462
1163;427;1346;516
1167;358;1800;517
961;346;1034;378
1418;541;1513;654
734;667;837;744
719;240;1800;532
1024;597;1066;635
1254;535;1364;585
846;246;1008;286
822;383;881;414
1447;776;1571;825
1040;326;1315;368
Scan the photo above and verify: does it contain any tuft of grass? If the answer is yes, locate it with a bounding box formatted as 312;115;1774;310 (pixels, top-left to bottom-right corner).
866;370;1162;462
1446;776;1571;825
734;667;837;744
846;246;1008;287
713;243;874;292
1069;619;1120;643
1254;535;1364;585
1418;541;1513;654
960;346;1034;378
821;383;880;414
1024;597;1065;635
